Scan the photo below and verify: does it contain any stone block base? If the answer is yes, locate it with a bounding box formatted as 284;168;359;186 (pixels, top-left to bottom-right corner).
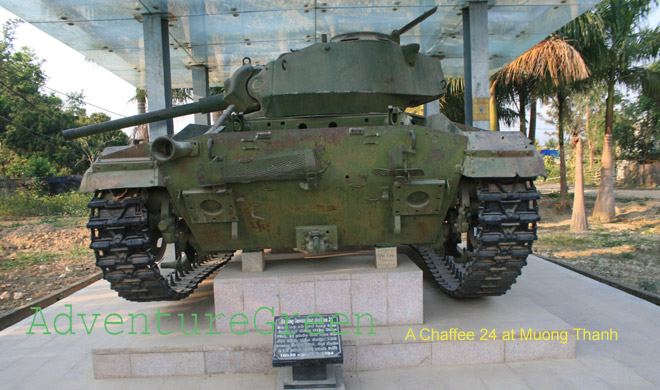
276;365;345;390
241;250;265;273
92;327;577;378
214;253;423;332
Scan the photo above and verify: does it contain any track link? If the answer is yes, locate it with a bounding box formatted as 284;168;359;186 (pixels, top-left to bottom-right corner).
413;179;540;298
88;190;232;302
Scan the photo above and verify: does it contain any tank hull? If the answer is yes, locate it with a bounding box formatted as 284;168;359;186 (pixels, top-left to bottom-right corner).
165;124;464;252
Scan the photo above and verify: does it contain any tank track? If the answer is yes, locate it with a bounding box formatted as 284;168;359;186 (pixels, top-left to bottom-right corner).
413;179;540;298
87;190;232;302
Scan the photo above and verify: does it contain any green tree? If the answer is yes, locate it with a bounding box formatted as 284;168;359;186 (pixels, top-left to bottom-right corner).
0;20;128;177
73;111;128;168
544;138;559;150
614;65;660;161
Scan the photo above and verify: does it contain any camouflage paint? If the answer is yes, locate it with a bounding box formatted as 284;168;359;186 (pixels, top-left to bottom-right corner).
159;124;467;252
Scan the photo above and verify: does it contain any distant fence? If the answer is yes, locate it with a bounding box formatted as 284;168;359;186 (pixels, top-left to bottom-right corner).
0;177;22;196
617;160;660;188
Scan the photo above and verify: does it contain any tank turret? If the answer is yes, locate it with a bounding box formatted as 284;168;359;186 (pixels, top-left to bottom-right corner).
62;7;442;140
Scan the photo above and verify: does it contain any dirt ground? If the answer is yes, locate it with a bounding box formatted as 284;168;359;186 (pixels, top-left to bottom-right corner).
535;185;660;294
0;216;96;315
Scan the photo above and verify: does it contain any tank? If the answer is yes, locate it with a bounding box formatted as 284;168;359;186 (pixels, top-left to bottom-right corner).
63;7;545;301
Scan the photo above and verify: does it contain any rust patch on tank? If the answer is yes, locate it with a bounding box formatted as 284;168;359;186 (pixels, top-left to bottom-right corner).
320;128;345;146
248;220;269;232
413;220;433;241
382;76;395;86
430;148;444;161
315;204;338;212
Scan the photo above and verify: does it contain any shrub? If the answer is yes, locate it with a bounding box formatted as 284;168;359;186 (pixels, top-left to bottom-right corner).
0;190;89;217
543;156;560;180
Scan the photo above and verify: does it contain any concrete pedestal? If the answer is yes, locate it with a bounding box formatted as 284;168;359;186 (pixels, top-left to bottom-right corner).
214;252;423;332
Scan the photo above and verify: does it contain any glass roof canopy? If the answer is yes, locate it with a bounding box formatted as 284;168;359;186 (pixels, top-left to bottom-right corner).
0;0;600;88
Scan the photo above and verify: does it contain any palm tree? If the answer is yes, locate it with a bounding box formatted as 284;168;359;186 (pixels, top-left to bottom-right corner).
131;88;148;142
570;93;594;232
493;78;533;136
494;35;589;207
581;84;606;174
562;0;660;221
440;77;517;128
438;78;465;123
528;98;538;142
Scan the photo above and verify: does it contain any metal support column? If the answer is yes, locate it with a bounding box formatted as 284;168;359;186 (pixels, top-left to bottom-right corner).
462;1;490;129
143;14;173;138
424;99;440;117
192;65;210;125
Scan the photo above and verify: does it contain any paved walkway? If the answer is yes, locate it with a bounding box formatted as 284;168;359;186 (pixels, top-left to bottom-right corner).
0;255;658;389
536;183;660;199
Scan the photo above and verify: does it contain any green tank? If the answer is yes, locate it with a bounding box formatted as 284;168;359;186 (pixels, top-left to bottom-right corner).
63;7;545;302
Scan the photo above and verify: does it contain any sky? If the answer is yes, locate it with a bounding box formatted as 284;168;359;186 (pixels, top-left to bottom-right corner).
0;4;658;141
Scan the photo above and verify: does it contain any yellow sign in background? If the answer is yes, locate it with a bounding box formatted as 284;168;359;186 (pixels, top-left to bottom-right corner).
473;97;490;121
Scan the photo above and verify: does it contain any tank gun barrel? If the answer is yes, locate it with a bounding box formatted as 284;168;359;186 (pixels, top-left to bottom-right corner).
62;93;228;140
392;6;438;38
